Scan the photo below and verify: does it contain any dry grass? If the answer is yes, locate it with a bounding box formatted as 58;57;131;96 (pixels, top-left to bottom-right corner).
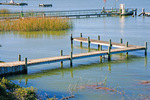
0;9;10;13
0;17;72;31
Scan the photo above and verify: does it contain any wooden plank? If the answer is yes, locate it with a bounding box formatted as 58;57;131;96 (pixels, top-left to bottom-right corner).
0;46;145;68
73;37;143;48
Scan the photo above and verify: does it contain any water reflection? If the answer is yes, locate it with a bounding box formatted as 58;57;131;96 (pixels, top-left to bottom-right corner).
119;16;125;36
0;30;70;38
6;56;146;85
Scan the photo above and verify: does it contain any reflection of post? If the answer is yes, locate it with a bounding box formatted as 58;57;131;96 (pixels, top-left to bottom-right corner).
145;57;147;67
70;69;73;78
126;42;128;58
145;42;147;56
108;47;111;61
120;16;125;36
108;63;111;73
120;38;123;58
100;56;102;63
70;52;73;67
25;78;28;85
61;71;64;78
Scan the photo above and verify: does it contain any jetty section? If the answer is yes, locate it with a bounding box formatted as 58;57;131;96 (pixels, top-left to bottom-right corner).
0;34;147;76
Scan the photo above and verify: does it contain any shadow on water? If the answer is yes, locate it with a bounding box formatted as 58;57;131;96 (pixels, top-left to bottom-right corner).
6;55;147;82
0;30;70;38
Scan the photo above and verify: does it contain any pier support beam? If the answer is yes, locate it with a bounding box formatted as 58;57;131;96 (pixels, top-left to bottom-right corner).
145;42;147;56
23;57;27;73
126;42;128;58
135;8;137;16
108;47;111;61
71;34;73;45
98;35;100;50
80;33;82;47
120;38;123;44
60;50;63;68
71;34;73;51
18;54;21;61
70;52;73;67
88;37;90;49
109;39;112;49
142;8;145;16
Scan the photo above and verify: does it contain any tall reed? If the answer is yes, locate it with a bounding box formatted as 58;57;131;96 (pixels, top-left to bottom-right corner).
0;17;72;31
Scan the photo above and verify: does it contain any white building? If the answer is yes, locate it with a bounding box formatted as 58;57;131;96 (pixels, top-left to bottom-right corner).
10;0;14;3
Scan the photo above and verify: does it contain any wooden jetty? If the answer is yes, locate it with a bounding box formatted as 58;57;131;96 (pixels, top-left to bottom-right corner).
138;8;150;16
0;2;28;6
0;8;137;20
0;34;147;76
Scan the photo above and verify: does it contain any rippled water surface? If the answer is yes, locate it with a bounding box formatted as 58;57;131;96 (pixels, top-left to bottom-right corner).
0;0;150;99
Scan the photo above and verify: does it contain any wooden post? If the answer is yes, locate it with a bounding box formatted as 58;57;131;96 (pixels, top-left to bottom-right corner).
126;42;128;57
145;42;147;56
142;8;145;16
120;38;123;44
70;52;73;67
60;50;63;68
108;47;111;61
135;8;137;16
18;55;21;61
71;34;73;45
98;35;100;50
88;37;90;48
80;33;82;47
24;58;27;73
109;39;112;49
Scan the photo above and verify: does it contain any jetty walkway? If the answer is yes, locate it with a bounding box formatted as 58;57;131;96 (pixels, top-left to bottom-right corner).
0;8;136;20
0;33;147;75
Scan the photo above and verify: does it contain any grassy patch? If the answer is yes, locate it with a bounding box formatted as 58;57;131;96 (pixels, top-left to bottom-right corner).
0;17;72;31
0;77;37;100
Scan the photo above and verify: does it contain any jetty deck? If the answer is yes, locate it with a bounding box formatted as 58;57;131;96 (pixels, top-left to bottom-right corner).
73;37;141;48
0;8;136;20
0;35;147;75
0;47;145;68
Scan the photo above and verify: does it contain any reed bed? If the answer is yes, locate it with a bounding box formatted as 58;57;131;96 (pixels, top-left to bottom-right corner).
0;17;72;31
0;9;10;13
0;9;10;17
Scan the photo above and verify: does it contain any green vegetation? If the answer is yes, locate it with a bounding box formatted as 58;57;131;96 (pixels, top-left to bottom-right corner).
0;77;37;100
0;17;72;31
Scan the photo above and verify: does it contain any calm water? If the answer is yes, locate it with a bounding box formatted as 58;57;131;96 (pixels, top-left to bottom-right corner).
0;0;150;100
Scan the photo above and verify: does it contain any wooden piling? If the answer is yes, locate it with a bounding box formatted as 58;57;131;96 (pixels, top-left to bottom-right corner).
70;52;73;67
109;39;112;49
108;47;111;61
18;54;21;61
25;57;27;70
126;42;128;57
120;38;123;44
135;8;137;16
60;50;63;68
80;33;82;47
145;42;147;56
98;35;100;49
71;34;73;45
88;37;90;48
142;8;145;16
